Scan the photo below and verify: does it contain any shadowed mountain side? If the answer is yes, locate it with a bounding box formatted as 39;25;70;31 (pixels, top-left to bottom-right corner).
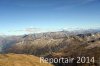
45;40;100;66
5;32;100;56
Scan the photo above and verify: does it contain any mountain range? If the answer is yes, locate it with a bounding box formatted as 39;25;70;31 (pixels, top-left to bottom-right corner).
0;29;100;66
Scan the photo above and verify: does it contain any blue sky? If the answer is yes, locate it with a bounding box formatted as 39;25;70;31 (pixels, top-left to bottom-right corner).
0;0;100;35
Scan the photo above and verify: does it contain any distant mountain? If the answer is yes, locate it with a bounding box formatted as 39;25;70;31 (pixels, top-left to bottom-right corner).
0;29;99;55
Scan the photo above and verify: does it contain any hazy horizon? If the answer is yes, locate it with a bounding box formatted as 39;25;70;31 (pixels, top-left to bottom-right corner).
0;0;100;35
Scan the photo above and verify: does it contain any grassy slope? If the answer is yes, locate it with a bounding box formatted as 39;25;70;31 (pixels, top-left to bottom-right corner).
0;53;53;66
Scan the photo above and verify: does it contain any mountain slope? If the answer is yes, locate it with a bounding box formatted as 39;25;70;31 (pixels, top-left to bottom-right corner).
0;53;53;66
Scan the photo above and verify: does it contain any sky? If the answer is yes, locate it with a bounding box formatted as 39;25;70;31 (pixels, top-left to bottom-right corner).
0;0;100;35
